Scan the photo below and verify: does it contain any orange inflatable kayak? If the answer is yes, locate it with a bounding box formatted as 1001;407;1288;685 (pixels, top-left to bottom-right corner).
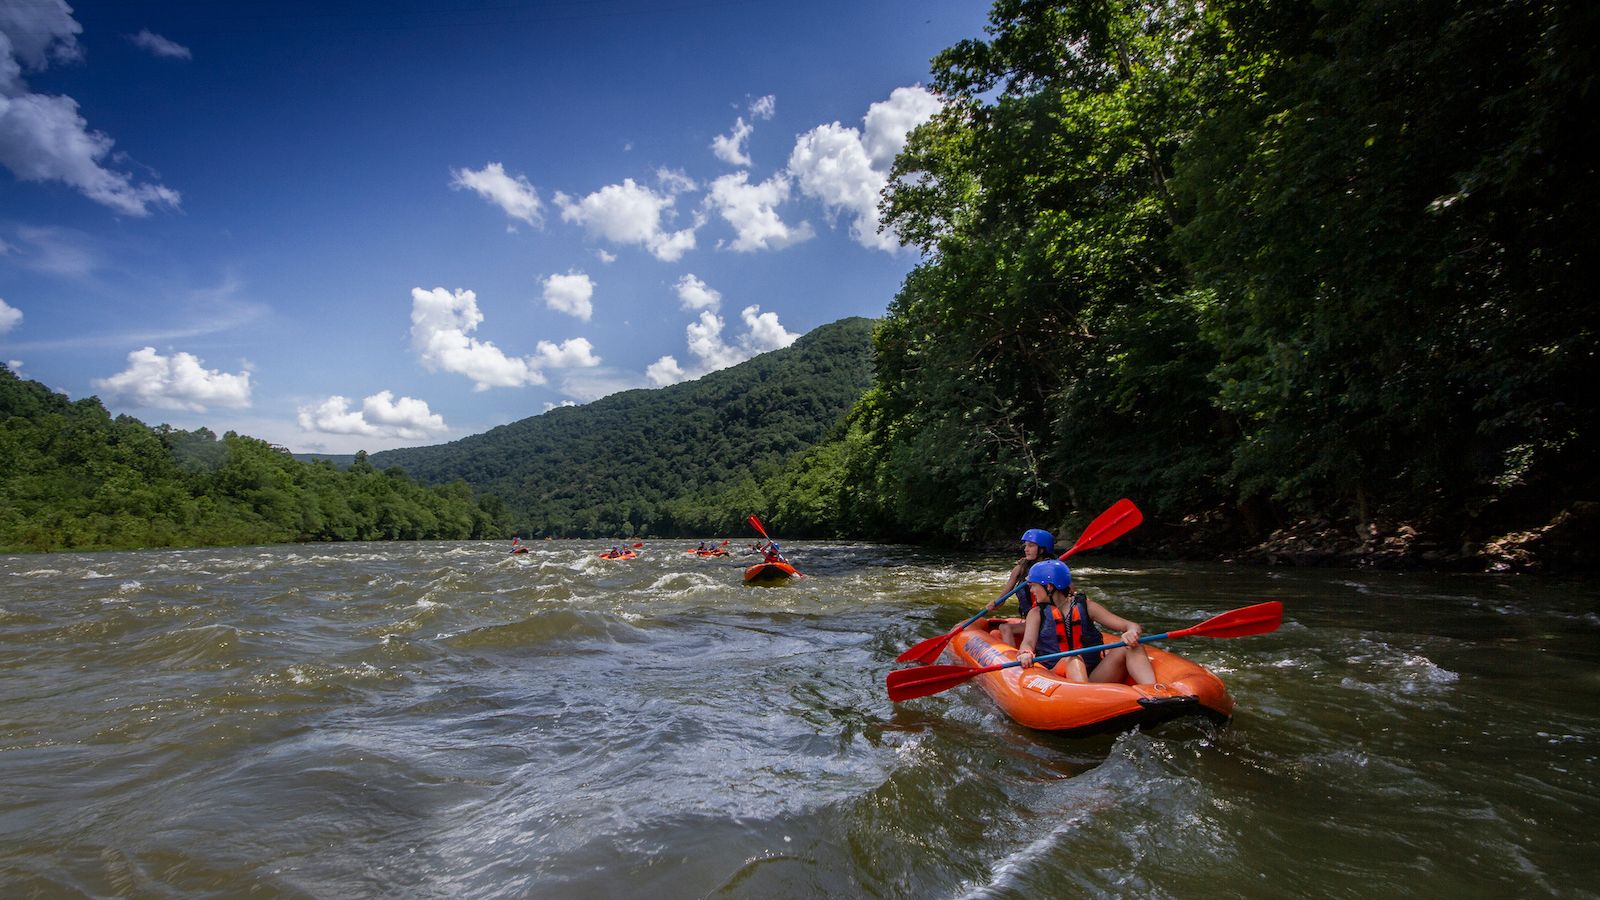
598;550;637;560
946;619;1232;734
743;560;801;585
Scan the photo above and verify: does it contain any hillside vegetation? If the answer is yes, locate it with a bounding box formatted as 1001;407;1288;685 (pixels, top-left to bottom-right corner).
756;0;1597;568
371;316;875;537
0;365;504;552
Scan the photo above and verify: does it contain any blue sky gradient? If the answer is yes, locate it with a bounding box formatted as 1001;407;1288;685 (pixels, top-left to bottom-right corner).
0;0;989;452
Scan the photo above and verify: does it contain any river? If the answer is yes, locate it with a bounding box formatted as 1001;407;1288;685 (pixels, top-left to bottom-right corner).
2;541;1596;897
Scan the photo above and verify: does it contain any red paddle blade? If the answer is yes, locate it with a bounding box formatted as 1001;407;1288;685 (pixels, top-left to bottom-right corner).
747;515;770;539
1060;498;1142;559
1169;601;1283;639
886;663;1000;702
895;625;960;664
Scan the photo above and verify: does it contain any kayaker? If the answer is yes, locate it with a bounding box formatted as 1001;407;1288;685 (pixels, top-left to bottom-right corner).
1015;559;1155;685
762;542;785;564
994;528;1057;647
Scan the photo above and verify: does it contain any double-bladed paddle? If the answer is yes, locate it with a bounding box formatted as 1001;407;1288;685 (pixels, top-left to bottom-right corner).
748;515;803;576
894;499;1145;665
886;601;1283;703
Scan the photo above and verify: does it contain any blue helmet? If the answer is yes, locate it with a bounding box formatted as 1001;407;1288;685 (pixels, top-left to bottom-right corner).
1020;528;1055;554
770;543;780;551
1026;559;1072;590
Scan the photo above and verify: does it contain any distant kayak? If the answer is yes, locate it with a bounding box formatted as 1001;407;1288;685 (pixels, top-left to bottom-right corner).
510;547;530;555
947;619;1232;734
686;548;728;557
598;550;638;560
743;560;801;585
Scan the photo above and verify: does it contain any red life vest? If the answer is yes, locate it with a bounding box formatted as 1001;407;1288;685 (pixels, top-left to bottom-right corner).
1037;591;1102;657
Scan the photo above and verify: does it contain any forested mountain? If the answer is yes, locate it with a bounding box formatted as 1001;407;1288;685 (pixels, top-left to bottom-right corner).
370;316;875;537
0;365;504;552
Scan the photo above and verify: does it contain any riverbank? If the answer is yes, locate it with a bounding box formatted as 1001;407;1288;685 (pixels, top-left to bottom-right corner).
1124;501;1600;574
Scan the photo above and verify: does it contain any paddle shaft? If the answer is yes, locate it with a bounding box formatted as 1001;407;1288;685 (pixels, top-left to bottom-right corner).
953;582;1025;633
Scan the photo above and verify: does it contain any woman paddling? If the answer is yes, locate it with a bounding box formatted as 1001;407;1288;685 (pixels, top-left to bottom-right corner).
993;528;1056;648
1015;559;1155;685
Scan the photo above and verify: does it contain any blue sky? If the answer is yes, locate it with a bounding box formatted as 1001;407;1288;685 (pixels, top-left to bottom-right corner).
0;0;990;453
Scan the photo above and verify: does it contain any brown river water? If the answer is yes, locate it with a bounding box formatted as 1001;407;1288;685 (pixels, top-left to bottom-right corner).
2;541;1597;897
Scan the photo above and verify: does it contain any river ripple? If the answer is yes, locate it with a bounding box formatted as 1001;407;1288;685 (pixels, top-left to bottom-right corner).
2;542;1597;897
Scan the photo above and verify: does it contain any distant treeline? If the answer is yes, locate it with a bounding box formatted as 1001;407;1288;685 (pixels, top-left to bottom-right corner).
370;317;876;538
705;0;1597;550
0;365;505;552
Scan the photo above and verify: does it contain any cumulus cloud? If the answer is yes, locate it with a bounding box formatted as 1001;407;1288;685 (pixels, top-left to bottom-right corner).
645;355;686;387
0;5;181;216
647;304;799;386
533;337;600;368
557;368;646;403
0;296;20;333
92;347;251;411
553;176;700;262
541;271;593;320
451;162;542;226
297;390;448;440
711;94;777;167
674;273;720;311
409;287;545;390
786;85;941;252
705;171;813;252
128;29;191;60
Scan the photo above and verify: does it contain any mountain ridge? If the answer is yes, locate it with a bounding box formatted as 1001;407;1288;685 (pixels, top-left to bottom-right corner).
369;316;876;536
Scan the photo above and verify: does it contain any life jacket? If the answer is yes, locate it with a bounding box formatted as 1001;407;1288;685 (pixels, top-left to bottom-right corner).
1036;591;1102;659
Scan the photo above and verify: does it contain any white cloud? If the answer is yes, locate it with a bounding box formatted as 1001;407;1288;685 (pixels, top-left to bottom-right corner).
92;347;251;412
409;286;545;390
543;400;578;412
706;171;813;252
863;85;942;166
712;117;756;167
5;359;22;376
0;6;180;216
674;273;720;311
711;95;777;167
558;367;646;403
656;167;697;195
595;249;616;264
451;162;542;226
541;271;593;320
297;391;448;440
0;296;20;333
533;337;600;368
741;304;799;351
646;355;686;387
648;304;799;386
128;29;191;60
786;85;941;252
553;177;700;262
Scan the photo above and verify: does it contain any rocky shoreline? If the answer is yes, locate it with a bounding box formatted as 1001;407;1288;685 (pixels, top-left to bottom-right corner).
1132;501;1600;574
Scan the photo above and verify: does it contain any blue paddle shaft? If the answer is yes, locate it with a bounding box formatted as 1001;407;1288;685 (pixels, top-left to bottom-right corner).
1007;631;1174;669
956;582;1027;631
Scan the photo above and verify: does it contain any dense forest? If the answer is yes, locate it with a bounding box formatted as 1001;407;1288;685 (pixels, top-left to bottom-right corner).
0;364;504;552
370;317;875;537
715;0;1593;569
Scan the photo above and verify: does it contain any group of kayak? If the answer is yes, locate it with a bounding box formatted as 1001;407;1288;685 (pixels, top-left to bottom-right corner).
886;500;1283;736
509;516;807;586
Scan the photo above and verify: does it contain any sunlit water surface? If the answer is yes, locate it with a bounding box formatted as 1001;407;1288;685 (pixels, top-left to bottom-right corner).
2;541;1597;897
